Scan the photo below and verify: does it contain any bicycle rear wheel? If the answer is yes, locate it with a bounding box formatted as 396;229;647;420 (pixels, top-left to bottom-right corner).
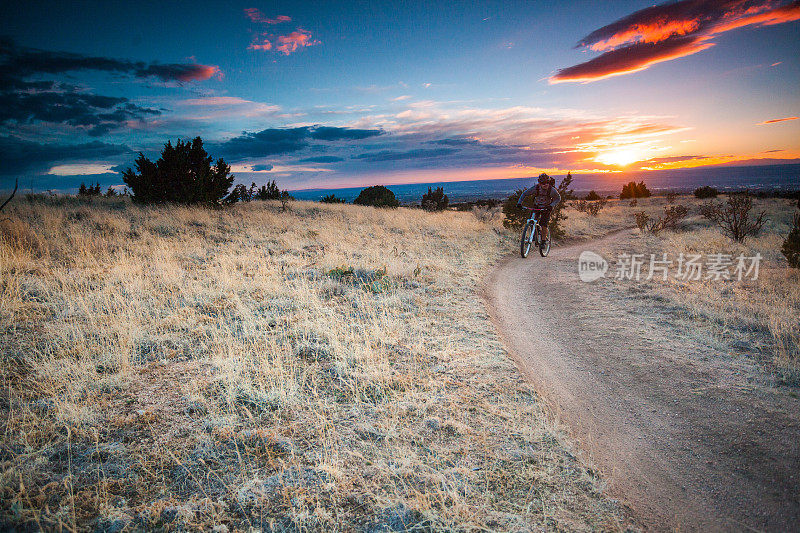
520;222;534;258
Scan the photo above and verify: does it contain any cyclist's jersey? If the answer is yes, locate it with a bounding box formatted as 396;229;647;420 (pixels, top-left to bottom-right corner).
519;184;561;208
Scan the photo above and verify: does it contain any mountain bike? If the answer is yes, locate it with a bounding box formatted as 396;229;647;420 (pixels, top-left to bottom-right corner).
520;207;551;258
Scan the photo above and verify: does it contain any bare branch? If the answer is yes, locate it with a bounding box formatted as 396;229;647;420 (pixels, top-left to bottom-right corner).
0;178;18;212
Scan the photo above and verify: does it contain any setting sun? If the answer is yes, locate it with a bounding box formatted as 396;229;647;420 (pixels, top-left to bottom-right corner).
595;149;644;167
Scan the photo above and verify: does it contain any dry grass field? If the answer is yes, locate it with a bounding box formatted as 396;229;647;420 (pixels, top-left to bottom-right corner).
562;194;800;381
0;196;627;531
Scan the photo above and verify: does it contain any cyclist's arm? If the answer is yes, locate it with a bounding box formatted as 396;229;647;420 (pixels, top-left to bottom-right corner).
549;187;561;208
517;186;536;206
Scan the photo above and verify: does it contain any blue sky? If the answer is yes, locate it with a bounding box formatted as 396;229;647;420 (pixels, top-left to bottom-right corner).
1;0;798;192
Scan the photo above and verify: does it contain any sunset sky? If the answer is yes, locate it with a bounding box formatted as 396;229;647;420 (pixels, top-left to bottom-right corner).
1;0;799;192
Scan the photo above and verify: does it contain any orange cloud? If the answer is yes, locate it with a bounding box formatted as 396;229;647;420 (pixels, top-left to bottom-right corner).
589;18;701;51
551;35;714;83
276;30;320;55
552;0;800;83
244;8;318;54
248;34;273;51
757;116;799;125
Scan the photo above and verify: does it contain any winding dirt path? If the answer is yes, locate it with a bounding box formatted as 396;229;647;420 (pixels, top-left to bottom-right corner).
482;230;800;531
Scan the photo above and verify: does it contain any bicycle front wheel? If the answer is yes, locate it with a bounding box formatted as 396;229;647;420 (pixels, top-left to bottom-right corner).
520;222;534;258
539;234;551;257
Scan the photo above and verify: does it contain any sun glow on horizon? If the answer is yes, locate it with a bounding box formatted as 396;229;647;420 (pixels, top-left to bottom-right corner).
594;149;644;167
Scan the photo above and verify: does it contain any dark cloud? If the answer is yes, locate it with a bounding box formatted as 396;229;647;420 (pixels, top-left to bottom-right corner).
0;38;214;136
251;164;273;171
307;126;381;141
218;126;383;159
0;38;220;82
551;0;800;82
0;89;160;136
0;135;132;176
297;156;344;163
352;147;459;162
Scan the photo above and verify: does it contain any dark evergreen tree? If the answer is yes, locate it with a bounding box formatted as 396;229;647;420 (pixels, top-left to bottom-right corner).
122;137;233;206
620;181;651;199
353;185;400;208
421;186;449;211
550;172;575;240
321;194;346;203
255;180;281;200
782;212;800;268
694;186;719;199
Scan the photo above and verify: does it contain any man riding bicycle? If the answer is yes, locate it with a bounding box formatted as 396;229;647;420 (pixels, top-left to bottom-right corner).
517;173;561;242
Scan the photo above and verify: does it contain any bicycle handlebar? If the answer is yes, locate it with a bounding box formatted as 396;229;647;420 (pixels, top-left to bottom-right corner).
520;206;548;211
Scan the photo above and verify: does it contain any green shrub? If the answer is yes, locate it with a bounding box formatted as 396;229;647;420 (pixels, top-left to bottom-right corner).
122;137;233;206
585;190;601;201
781;212;800;268
620;181;651;199
501;189;527;230
694;186;719;199
353;185;399;208
225;183;251;204
255;180;281;200
701;193;766;243
78;182;101;196
421;186;449;211
320;194;346;204
550;172;575;240
637;205;688;234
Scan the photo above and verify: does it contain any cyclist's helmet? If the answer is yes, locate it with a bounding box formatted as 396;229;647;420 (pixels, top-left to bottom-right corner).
538;173;550;185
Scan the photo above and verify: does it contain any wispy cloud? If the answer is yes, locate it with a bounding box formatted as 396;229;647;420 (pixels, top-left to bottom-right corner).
244;8;290;24
243;9;319;54
353;148;460;162
551;0;800;83
177;96;282;120
48;163;118;175
757;116;798;125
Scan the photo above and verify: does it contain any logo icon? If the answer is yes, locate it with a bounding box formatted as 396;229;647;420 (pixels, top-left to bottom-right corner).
578;251;608;282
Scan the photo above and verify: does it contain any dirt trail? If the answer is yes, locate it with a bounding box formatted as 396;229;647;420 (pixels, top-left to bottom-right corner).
482;229;800;531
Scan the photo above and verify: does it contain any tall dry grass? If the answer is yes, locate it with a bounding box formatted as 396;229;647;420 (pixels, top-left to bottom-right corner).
562;195;800;379
0;196;625;531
